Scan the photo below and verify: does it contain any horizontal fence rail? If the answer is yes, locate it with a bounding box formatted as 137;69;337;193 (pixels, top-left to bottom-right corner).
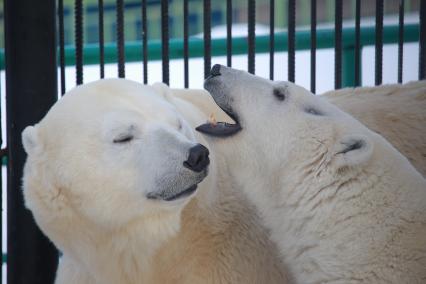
0;24;420;90
6;24;415;70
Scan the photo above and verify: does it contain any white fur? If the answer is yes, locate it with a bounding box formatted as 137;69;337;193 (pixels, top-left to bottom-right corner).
204;67;426;283
22;79;287;283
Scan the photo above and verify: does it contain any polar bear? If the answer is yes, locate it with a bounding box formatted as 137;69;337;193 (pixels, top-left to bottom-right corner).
323;81;426;176
197;65;426;283
22;79;287;283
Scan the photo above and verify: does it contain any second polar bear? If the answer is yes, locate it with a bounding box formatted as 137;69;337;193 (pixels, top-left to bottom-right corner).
197;65;426;283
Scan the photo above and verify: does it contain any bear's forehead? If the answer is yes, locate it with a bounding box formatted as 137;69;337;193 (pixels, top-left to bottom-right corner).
37;85;180;142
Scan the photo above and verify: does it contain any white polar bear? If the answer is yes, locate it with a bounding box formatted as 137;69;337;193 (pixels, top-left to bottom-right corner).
22;79;287;284
197;65;426;284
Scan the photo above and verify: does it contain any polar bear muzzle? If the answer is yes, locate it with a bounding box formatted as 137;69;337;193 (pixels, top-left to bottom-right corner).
146;144;209;202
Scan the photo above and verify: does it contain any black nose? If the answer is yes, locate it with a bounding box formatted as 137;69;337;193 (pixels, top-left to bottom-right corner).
184;144;210;172
210;64;222;77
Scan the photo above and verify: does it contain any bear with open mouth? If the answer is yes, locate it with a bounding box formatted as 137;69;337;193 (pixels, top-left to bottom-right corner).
197;65;426;283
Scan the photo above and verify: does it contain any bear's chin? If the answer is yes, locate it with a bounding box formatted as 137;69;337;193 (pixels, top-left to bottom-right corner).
146;184;198;202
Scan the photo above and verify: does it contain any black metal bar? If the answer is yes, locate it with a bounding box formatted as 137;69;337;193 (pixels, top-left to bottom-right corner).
184;0;189;88
204;0;211;78
142;0;148;84
75;0;83;85
288;0;295;82
226;0;232;67
58;0;66;94
375;0;384;85
335;0;342;89
397;0;404;83
269;0;275;80
4;0;59;282
310;0;316;92
161;0;169;84
419;0;426;80
0;72;2;284
116;0;125;78
99;0;105;78
248;0;256;74
355;0;361;86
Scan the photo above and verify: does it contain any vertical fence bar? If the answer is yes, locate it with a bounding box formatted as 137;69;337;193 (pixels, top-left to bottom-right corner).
75;0;83;85
419;0;426;79
354;0;361;86
58;0;66;94
288;0;295;82
310;0;316;92
226;0;232;67
4;0;59;282
0;77;2;284
142;0;148;84
335;0;342;89
161;0;170;84
375;0;384;85
204;0;211;78
184;0;189;88
398;0;404;83
74;0;83;85
0;81;2;283
269;0;274;80
116;0;125;78
99;0;105;78
248;0;256;74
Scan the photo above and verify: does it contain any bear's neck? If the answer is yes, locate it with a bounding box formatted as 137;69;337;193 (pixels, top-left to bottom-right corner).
59;209;182;283
235;137;425;283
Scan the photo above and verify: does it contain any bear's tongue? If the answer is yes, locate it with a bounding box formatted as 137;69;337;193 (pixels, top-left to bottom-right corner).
196;122;241;137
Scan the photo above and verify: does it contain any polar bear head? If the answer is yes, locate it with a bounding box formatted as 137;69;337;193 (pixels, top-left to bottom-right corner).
22;79;210;248
197;65;376;200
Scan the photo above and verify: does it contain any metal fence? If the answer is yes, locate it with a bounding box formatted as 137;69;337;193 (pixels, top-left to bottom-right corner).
1;0;426;283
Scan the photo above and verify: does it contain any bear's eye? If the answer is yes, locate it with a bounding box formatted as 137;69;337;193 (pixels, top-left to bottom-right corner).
113;135;133;143
305;107;322;116
273;89;286;101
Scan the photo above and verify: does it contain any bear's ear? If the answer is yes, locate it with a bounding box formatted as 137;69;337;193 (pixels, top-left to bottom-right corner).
22;126;40;156
152;82;172;100
333;134;373;169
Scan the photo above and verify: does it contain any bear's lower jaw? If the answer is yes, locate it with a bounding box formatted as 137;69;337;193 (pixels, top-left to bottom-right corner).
196;122;242;137
147;184;198;202
164;185;198;201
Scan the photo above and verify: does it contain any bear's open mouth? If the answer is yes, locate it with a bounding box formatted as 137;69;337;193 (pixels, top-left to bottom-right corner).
147;184;198;202
195;102;241;137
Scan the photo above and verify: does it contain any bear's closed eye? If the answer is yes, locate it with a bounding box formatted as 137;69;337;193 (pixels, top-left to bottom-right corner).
113;135;134;143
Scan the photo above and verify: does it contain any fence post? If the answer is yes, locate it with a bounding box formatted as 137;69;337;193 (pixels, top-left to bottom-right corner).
4;0;59;283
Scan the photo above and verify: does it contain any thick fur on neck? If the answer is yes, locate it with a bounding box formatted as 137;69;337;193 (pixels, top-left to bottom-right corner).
24;170;182;283
149;155;288;283
229;133;426;283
